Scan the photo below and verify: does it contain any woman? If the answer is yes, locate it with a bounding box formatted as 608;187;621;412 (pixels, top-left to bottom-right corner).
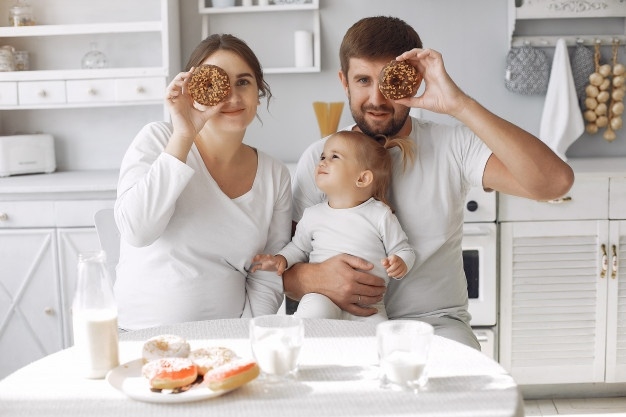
113;34;292;331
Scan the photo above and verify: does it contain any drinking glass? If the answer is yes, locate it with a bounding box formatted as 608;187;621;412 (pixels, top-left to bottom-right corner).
377;320;433;392
250;315;304;382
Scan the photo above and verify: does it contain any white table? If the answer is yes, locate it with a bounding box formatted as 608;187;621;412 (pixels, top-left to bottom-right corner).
0;318;524;417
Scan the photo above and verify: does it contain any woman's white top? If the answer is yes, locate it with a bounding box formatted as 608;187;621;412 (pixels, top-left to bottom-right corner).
114;122;292;330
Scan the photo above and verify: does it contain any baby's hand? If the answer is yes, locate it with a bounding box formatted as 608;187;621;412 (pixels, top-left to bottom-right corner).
381;255;408;279
250;254;288;276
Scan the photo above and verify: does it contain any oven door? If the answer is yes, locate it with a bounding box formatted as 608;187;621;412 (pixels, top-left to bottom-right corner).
462;222;497;327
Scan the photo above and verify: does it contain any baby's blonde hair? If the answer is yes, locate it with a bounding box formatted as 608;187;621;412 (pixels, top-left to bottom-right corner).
332;131;415;209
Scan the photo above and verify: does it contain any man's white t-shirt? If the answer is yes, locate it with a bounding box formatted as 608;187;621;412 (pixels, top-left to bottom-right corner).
114;122;292;330
292;117;492;325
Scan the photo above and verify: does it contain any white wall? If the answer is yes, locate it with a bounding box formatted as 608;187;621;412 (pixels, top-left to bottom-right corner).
180;0;626;162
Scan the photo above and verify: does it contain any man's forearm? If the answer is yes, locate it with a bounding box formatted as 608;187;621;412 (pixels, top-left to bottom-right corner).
282;262;315;301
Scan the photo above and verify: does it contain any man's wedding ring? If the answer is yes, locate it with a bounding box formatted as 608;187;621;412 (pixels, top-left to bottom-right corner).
357;295;361;303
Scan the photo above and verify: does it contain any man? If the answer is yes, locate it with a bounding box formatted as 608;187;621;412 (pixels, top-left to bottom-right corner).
283;16;574;348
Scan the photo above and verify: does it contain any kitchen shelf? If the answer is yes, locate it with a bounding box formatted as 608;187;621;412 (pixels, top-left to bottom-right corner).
0;67;166;81
0;21;162;37
198;0;320;73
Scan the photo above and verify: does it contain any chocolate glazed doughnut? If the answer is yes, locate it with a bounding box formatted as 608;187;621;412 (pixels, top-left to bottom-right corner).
187;64;231;106
378;60;423;100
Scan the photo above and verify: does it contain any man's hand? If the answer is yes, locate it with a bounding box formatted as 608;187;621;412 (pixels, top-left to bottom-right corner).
283;253;386;316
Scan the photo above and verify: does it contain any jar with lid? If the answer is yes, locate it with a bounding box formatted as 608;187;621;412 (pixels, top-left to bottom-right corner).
9;0;35;27
72;250;119;379
0;46;16;72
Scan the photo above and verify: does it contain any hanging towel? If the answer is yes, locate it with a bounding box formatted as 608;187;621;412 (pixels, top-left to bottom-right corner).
539;38;585;161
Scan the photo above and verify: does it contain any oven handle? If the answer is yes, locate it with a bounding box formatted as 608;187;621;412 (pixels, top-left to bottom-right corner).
463;226;493;237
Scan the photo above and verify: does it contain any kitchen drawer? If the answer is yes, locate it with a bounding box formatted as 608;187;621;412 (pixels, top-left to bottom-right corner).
18;81;66;105
609;177;626;220
115;77;164;102
0;82;18;105
0;201;56;228
54;200;114;227
66;79;116;104
498;176;608;221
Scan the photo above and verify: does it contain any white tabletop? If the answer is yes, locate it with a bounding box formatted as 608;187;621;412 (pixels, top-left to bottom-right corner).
0;318;524;417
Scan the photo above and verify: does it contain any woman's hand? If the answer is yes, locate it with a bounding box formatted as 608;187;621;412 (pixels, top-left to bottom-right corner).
164;68;225;160
394;48;470;118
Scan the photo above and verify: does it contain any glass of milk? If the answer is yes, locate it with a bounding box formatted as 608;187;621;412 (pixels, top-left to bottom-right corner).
376;320;434;392
250;315;304;382
71;250;119;379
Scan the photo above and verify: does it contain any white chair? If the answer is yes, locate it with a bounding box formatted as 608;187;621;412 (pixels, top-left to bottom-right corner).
93;208;120;282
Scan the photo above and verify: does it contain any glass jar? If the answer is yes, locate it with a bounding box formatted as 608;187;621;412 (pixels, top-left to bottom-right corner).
81;42;108;69
9;0;35;27
0;46;16;72
72;251;119;379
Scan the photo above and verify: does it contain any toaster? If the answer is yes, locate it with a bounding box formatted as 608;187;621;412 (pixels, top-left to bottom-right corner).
0;134;56;177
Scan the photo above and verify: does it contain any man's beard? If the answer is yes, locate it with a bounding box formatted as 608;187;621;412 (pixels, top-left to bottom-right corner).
350;99;410;138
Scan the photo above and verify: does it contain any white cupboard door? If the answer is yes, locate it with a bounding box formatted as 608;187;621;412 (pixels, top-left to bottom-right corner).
0;229;62;380
500;220;608;384
606;220;626;382
57;228;102;347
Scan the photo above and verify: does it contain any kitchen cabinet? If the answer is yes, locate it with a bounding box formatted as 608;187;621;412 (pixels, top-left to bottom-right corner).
498;158;626;385
198;0;320;73
0;171;116;380
0;0;180;171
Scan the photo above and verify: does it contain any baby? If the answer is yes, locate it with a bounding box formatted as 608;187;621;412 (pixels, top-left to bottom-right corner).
251;130;415;323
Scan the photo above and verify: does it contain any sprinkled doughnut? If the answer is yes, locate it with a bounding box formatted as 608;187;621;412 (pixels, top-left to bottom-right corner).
142;334;191;364
187;64;231;106
378;60;423;100
142;357;198;391
189;346;238;376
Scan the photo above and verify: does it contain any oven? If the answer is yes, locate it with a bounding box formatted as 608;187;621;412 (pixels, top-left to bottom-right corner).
463;187;498;360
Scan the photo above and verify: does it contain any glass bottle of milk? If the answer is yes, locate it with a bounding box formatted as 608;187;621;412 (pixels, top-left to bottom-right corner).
72;250;119;378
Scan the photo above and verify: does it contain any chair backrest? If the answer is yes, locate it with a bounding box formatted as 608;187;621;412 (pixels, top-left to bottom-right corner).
93;208;120;282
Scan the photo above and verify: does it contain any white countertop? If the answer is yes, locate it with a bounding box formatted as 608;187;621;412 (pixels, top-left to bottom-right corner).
0;169;118;200
568;157;626;177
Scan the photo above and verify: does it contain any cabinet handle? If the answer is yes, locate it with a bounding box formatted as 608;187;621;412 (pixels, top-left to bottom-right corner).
546;196;572;204
136;86;145;94
87;88;97;96
38;90;47;98
44;307;54;315
612;244;618;279
0;212;7;221
601;244;608;278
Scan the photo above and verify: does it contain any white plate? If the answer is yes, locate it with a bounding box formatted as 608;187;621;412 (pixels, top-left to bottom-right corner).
106;359;234;403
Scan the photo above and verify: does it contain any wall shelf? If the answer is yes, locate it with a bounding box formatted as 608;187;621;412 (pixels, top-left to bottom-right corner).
198;0;320;73
509;0;626;48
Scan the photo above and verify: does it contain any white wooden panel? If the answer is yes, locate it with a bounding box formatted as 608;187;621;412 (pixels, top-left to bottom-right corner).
115;77;164;102
0;82;18;105
66;79;116;103
0;228;63;380
609;177;626;220
0;201;55;228
18;80;66;105
500;220;608;384
54;199;114;228
606;221;626;382
499;177;608;221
